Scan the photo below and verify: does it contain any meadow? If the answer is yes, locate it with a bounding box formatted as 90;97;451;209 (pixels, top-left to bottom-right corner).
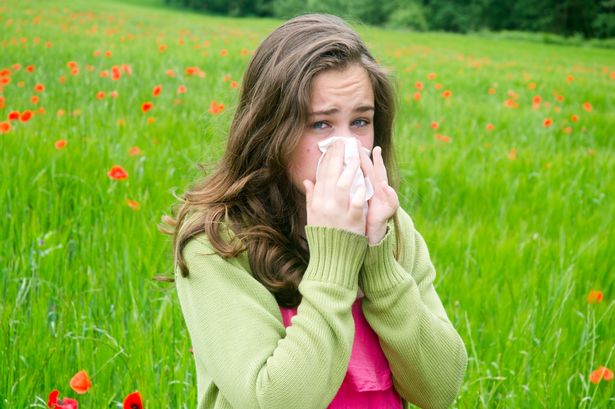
1;0;614;407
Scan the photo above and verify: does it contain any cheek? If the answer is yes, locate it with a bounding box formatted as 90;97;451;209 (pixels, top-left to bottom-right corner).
290;146;320;183
301;147;320;175
361;131;375;152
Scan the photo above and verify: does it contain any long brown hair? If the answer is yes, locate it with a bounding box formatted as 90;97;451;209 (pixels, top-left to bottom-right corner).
158;14;400;308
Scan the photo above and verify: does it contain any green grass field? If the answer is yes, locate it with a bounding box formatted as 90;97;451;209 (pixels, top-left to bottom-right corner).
1;0;614;407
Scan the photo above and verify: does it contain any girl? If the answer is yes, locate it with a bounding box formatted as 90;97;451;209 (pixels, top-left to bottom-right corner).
162;13;467;409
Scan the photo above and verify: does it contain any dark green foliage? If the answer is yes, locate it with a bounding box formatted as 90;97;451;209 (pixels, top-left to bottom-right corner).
162;0;615;38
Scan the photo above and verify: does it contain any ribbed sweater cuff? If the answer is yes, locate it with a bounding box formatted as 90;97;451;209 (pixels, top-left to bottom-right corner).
360;224;408;293
303;226;368;289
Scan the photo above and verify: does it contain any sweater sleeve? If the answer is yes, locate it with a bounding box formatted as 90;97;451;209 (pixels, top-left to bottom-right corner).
175;225;368;409
358;208;468;409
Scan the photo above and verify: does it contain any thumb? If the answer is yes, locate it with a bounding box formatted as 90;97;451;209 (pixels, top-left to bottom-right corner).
303;180;314;208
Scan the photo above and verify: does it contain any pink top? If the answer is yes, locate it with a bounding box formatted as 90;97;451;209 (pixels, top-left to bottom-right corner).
279;297;403;408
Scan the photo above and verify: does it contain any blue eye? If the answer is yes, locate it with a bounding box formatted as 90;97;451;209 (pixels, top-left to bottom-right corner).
311;121;329;129
352;119;369;127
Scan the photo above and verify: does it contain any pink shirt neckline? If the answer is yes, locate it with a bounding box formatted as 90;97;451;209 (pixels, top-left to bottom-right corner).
279;297;403;408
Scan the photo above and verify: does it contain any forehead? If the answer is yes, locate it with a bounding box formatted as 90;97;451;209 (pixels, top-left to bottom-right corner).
309;65;374;107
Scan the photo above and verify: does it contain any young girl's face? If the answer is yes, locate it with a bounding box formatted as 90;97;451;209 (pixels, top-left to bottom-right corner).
289;64;375;194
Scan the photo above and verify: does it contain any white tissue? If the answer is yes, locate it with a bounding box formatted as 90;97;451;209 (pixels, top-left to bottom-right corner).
316;137;374;211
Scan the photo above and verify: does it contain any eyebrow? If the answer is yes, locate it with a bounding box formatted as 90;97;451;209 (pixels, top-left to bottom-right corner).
308;105;375;116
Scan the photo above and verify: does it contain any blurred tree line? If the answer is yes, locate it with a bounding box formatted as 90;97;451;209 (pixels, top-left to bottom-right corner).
163;0;615;38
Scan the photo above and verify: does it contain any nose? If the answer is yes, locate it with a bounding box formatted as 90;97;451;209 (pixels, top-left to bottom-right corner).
334;125;358;140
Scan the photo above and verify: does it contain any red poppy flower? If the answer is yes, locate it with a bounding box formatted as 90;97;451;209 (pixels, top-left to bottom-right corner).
108;165;128;180
104;50;112;58
31;95;40;104
0;76;11;86
571;114;579;122
96;91;105;100
414;81;423;90
427;72;436;80
487;87;496;95
128;146;141;156
26;65;35;72
166;69;175;77
8;111;19;121
434;133;450;143
35;83;45;92
20;111;33;122
413;92;421;101
55;139;67;149
430;121;439;130
219;49;228;56
141;102;153;113
508;148;517;161
123;391;143;409
152;85;162;97
442;90;452;98
543;118;553;128
0;96;5;109
486;123;494;131
209;100;224;115
126;199;140;210
504;99;518;109
532;95;541;105
111;66;121;81
590;366;613;384
109;91;118;99
159;44;167;52
587;290;603;304
47;390;78;409
583;102;593;112
100;70;109;78
0;121;11;134
69;370;92;394
177;85;187;94
230;81;238;89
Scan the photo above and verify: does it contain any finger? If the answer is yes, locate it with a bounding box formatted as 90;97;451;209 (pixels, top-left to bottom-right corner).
314;141;341;197
372;146;389;185
322;141;346;197
335;156;360;193
303;179;314;208
383;181;400;209
349;180;366;212
358;143;376;189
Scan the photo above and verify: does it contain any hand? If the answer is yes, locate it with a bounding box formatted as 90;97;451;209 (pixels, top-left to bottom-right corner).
358;144;399;245
303;141;367;236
